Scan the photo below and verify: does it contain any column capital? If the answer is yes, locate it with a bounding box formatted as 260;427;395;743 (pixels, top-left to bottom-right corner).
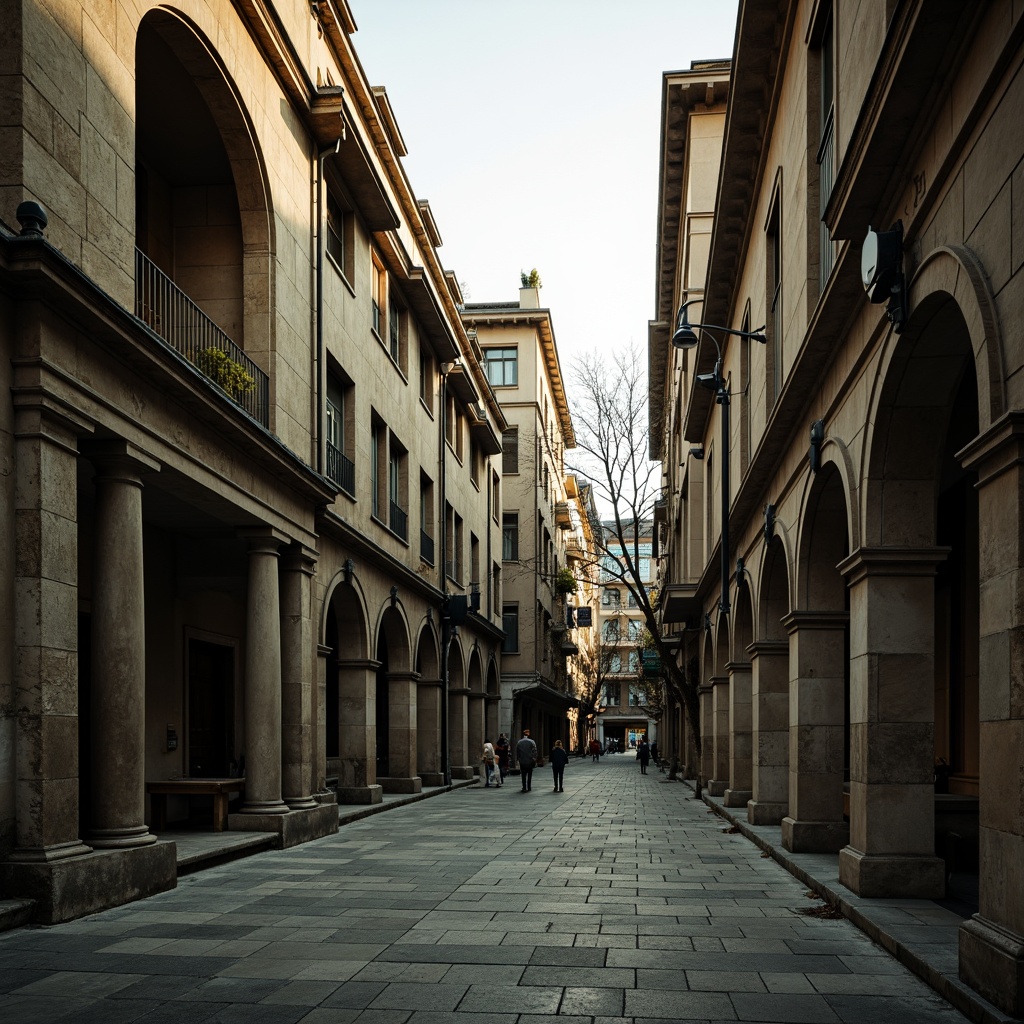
838;546;949;584
82;439;160;478
782;610;849;633
237;527;289;552
958;409;1024;485
281;544;319;575
726;660;751;674
386;671;421;684
748;639;788;657
12;385;95;453
337;658;382;672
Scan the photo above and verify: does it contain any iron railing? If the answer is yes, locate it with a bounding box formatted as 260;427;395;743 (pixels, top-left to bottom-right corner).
326;440;355;496
389;500;408;542
420;530;434;564
135;249;269;425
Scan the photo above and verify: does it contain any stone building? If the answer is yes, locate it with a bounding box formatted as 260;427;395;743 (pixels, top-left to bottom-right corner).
651;3;1024;1014
463;286;578;759
0;0;503;922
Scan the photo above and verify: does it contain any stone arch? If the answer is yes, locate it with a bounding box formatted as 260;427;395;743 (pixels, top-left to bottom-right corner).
485;657;501;746
466;646;485;762
414;622;442;784
135;8;275;382
795;462;851;611
757;534;791;641
415;622;439;679
321;570;370;658
375;602;411;675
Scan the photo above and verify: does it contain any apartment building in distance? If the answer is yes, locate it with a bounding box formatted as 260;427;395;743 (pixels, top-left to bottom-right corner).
463;286;577;758
651;4;1024;1014
0;0;503;922
595;521;658;752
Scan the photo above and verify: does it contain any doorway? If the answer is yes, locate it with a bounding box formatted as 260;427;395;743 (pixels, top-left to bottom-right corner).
187;636;235;778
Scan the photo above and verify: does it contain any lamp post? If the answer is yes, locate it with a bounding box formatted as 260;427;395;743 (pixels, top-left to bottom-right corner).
672;300;766;618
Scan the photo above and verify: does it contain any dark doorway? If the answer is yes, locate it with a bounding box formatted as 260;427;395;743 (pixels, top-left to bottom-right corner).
187;638;234;777
77;612;93;833
376;637;390;777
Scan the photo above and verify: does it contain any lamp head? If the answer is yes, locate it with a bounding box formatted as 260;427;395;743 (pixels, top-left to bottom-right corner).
696;370;719;392
688;445;705;461
671;300;701;349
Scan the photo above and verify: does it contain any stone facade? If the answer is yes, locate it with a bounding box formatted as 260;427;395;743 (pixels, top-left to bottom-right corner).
0;0;503;920
651;5;1024;1015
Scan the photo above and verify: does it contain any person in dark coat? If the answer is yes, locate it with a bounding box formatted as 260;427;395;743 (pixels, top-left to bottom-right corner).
495;733;510;783
589;738;601;762
637;738;651;775
516;729;538;792
550;740;569;792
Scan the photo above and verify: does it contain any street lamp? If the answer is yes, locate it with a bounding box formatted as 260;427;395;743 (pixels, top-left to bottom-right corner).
672;300;767;616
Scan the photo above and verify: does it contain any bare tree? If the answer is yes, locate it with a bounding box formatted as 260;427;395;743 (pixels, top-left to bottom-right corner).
568;345;703;794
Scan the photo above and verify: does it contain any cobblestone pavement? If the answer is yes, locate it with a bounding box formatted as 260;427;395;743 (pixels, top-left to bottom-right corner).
0;756;972;1024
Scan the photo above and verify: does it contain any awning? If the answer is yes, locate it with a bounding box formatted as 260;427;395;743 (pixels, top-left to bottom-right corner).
513;682;578;712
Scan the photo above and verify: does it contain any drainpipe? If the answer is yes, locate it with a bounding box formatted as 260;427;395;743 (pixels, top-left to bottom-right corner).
313;138;341;475
439;361;457;788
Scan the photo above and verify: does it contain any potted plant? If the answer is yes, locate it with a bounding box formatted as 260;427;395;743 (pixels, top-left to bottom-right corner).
554;567;577;595
196;347;257;401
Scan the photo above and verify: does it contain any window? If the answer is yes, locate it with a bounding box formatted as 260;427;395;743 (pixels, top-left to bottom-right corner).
603;620;620;641
492;562;501;616
446;395;465;461
610;653;622;673
420;473;434;564
371;254;386;337
628;620;644;642
325;189;353;280
766;188;782;407
370;415;384;520
627;591;639;608
601;683;620;707
484;346;518;387
815;4;836;291
454;512;464;582
502;428;519;474
601;588;620;608
470;437;480;487
420;347;434;413
471;533;480;593
389;295;400;362
491;470;500;522
629;683;648;706
502;513;519;561
502;605;519;653
388;433;407;541
326;369;355;497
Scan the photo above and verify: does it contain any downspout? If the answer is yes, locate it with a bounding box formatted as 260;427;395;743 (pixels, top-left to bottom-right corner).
314;138;341;474
439;361;455;788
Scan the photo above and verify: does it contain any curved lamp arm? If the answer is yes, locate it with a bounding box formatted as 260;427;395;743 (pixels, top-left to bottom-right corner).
671;299;767;348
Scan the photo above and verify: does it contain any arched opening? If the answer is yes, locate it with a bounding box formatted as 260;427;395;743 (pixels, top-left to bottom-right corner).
467;648;484;768
414;624;442;783
376;606;410;782
749;535;792;824
726;582;754;807
485;659;500;745
134;10;273;423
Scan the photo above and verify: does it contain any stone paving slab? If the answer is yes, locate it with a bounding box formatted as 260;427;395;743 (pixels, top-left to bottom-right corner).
0;758;984;1023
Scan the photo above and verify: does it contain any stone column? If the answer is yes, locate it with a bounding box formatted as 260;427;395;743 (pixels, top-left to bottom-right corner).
747;639;789;825
383;671;421;793
958;415;1024;1016
280;548;317;810
336;658;382;804
725;659;752;807
699;682;714;789
838;548;946;898
8;404;92;863
417;678;444;785
781;611;850;853
468;691;486;766
448;685;472;779
708;676;729;796
87;443;160;848
314;644;331;792
237;531;288;815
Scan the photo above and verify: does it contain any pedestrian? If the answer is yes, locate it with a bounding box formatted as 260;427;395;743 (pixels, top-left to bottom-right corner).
637;737;651;775
651;740;659;765
482;740;499;787
495;733;510;783
516;728;538;792
550;739;568;792
589;737;601;762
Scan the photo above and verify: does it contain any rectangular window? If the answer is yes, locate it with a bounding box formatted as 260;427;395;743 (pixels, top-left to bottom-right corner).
326;370;355;497
492;562;501;616
502;428;519;474
502;513;519;561
484;346;518;387
325;189;353;280
603;620;620;641
601;588;620;608
370;416;383;520
371;254;386;337
420;473;434;564
454;512;463;583
491;470;500;522
420;347;434;413
502;605;519;653
602;683;619;707
389;295;400;362
628;682;647;706
387;433;407;542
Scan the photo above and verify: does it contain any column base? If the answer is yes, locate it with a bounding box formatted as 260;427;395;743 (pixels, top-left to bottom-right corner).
781;816;849;853
378;777;423;795
838;847;945;898
237;800;289;815
227;805;338;848
284;796;319;811
450;765;475;781
0;842;176;924
747;800;787;825
419;772;445;786
708;779;727;796
724;788;752;808
336;784;383;805
959;914;1024;1017
87;825;157;850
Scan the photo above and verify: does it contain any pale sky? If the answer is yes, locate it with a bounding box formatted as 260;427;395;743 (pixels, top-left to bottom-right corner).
346;0;739;372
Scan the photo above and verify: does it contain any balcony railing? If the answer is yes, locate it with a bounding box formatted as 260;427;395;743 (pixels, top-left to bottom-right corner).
420;530;434;564
135;248;269;426
389;500;408;542
326;440;355;497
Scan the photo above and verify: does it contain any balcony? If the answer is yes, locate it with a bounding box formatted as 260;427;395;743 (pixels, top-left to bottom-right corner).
389;500;408;542
554;502;572;530
135;249;269;426
326;441;355;497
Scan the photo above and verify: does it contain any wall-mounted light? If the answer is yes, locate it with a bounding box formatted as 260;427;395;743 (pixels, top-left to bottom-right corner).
390;585;399;607
671;298;767;349
763;504;776;543
688;445;705;461
343;558;355;583
735;556;746;587
809;419;825;474
862;221;906;332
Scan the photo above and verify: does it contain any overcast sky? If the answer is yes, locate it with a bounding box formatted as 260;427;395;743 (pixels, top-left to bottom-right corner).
346;1;739;373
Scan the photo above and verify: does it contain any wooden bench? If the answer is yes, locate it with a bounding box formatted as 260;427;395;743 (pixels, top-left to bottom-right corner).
147;778;245;833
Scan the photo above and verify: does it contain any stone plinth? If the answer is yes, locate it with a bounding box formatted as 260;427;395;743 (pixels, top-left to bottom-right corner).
227;804;338;847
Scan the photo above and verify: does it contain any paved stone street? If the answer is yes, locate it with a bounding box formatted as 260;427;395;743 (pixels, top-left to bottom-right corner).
0;757;971;1024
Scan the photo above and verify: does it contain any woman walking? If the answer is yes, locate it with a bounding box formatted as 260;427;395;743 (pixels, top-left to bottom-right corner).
550;739;568;792
482;740;500;787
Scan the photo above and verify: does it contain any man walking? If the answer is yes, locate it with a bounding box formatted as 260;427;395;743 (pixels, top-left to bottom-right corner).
516;728;538;792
